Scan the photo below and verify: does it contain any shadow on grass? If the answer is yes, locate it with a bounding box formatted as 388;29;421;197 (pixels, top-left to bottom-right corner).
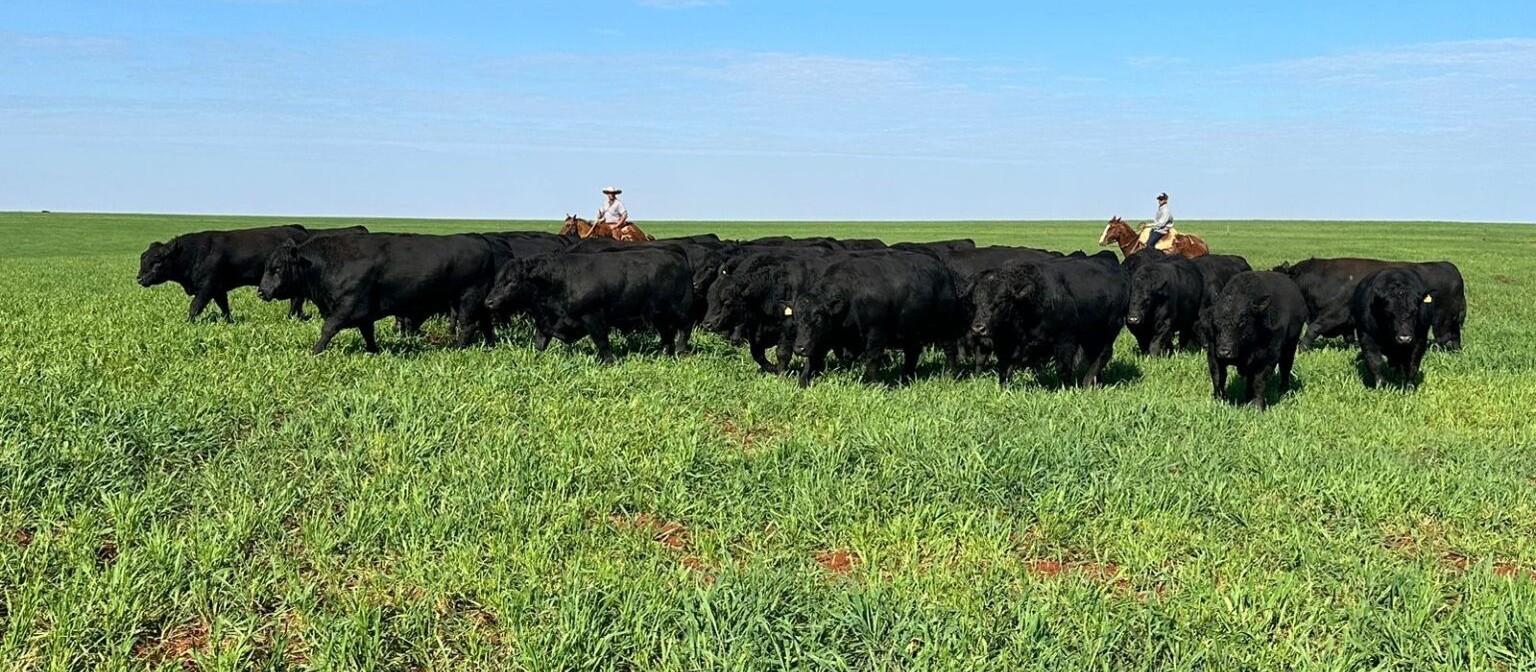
1218;372;1305;408
1353;357;1423;390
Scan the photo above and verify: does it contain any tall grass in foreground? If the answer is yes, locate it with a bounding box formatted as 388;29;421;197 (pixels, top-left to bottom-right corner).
1;213;1535;670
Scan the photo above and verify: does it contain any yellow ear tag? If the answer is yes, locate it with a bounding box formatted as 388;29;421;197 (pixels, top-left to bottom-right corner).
1423;296;1434;304
783;306;794;316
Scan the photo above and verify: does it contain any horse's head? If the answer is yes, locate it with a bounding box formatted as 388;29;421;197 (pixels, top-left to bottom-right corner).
1098;217;1128;246
559;214;580;236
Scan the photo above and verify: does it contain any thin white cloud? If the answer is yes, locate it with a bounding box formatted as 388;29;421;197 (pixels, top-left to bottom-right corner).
637;0;727;8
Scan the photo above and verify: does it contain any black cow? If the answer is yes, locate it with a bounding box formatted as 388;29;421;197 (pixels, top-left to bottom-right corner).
692;243;838;313
1126;256;1206;356
1351;268;1433;388
1274;257;1465;351
701;248;835;373
788;251;963;387
834;238;889;251
891;239;976;255
1120;249;1176;280
392;232;572;337
939;246;1065;367
969;251;1128;388
138;224;369;322
747;236;839;247
258;233;501;353
1192;254;1253;305
484;247;694;362
1203;272;1308;409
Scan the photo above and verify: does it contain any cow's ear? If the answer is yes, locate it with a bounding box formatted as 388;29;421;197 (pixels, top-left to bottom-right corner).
1252;295;1271;312
828;297;846;315
1009;281;1033;302
779;301;795;318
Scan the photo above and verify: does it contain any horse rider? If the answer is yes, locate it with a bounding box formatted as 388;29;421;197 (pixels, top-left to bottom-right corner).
596;186;630;231
1145;192;1173;251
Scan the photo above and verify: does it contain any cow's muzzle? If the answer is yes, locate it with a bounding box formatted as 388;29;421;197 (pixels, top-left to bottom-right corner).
970;322;988;336
1396;334;1414;344
1126;315;1142;325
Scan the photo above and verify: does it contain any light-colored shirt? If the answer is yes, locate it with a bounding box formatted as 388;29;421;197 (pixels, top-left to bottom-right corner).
598;198;628;224
1151;203;1173;232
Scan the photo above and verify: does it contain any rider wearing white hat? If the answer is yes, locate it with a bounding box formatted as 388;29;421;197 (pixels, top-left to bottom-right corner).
596;187;629;229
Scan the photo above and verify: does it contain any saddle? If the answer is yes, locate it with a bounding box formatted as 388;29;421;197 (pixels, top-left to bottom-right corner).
1136;225;1180;251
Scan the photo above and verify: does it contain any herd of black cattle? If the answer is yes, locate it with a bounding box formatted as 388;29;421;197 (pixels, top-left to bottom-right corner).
136;224;1467;408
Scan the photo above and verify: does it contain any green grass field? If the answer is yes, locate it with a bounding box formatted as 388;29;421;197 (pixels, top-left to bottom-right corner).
3;212;1536;671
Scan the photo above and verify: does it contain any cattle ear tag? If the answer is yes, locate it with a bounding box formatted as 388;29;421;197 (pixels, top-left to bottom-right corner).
1423;295;1434;304
783;306;794;316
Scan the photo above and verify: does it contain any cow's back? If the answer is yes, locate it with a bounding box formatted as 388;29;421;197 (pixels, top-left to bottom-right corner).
180;225;311;287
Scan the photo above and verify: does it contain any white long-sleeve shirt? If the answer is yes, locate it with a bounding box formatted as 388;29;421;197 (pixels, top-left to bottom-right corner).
597;198;628;224
1151;203;1173;232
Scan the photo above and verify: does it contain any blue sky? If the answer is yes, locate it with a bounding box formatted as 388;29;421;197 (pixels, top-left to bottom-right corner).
2;1;1534;221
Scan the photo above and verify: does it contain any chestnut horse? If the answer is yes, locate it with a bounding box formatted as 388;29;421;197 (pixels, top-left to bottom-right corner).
1097;216;1208;259
559;215;653;242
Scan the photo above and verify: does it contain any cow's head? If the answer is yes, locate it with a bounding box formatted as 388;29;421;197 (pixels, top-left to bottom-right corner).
1372;271;1430;345
258;242;307;301
485;259;536;314
969;265;1039;339
137;240;179;287
701;267;746;336
789;290;845;358
1126;264;1167;327
1211;291;1267;360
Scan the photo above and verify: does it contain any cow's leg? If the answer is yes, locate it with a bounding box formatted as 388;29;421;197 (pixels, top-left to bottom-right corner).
1358;335;1386;388
899;344;922;384
1298;322;1318;351
477;311;498;348
534;330;552;353
1304;307;1349;349
1149;324;1173;357
861;350;884;383
943;342;961;378
997;358;1013;388
1082;342;1113;388
1277;340;1298;396
585;317;615;364
1406;341;1427;389
289;297;309;321
749;339;775;373
775;331;795;375
1207;346;1226;400
212;292;234;323
673;323;693;356
798;350;825;388
451;313;481;348
358;321;380;354
1054;344;1078;387
187;287;215;322
658;326;678;356
1251;368;1272;410
313;319;346;354
1133;328;1153;355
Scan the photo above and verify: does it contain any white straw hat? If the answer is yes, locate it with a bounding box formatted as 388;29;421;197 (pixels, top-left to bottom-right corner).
602;186;622;194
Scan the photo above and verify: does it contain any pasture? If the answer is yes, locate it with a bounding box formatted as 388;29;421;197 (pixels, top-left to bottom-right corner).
3;212;1536;670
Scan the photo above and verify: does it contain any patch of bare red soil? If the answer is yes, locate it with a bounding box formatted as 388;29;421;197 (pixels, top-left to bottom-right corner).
612;513;691;550
815;549;858;575
1494;563;1536;580
1026;559;1137;595
133;621;210;670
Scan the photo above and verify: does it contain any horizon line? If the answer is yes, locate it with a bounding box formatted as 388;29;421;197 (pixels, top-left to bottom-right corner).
4;210;1533;226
